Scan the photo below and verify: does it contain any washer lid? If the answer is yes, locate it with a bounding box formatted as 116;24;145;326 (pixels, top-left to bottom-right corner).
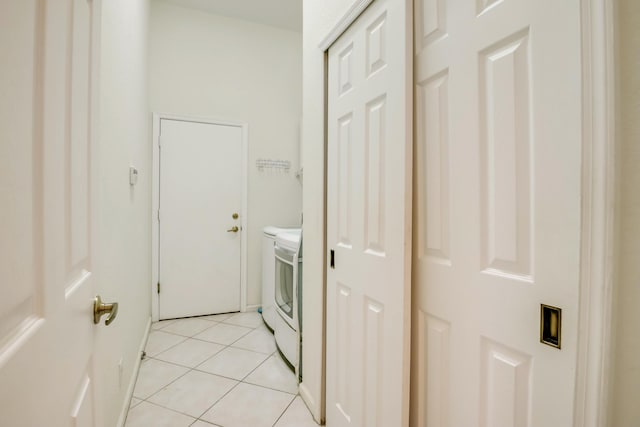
264;226;300;237
275;230;302;252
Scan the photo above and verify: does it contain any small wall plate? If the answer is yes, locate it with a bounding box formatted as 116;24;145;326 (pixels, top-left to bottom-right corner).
129;167;138;185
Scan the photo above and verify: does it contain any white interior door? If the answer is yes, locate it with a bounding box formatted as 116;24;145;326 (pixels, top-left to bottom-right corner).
326;0;412;425
159;119;243;319
411;0;582;426
0;0;103;425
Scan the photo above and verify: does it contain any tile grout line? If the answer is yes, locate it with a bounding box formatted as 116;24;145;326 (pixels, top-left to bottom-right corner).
270;395;298;427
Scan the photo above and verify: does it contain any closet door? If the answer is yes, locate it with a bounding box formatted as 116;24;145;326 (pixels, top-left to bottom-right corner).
326;0;413;425
411;0;583;425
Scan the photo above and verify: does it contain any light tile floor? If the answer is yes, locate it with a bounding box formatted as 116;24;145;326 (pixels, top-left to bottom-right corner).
125;311;319;427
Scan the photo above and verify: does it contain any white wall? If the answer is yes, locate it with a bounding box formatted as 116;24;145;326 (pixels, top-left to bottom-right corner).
301;0;362;422
149;0;302;309
610;0;640;424
95;1;152;425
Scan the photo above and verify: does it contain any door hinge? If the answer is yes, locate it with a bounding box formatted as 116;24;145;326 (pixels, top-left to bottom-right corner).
330;249;335;269
157;282;160;294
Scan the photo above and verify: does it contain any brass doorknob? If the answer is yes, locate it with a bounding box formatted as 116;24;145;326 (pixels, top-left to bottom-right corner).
93;295;118;326
227;226;239;233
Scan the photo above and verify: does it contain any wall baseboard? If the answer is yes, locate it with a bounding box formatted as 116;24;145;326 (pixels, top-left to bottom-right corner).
244;304;261;313
299;382;322;424
116;317;152;427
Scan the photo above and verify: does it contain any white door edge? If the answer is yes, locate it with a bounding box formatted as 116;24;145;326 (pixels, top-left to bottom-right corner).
573;0;617;425
151;112;249;321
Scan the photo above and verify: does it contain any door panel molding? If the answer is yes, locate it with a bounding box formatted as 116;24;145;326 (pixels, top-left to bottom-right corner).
573;0;617;425
151;113;249;320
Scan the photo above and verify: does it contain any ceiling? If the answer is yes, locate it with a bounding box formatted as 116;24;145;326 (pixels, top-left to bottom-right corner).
160;0;302;32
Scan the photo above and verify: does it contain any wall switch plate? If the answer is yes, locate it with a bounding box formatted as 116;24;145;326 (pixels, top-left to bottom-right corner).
129;167;138;185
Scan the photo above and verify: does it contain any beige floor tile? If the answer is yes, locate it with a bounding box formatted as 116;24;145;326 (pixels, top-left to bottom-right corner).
193;323;252;345
244;353;298;394
223;311;263;328
196;346;269;380
200;382;295;427
147;370;237;418
133;359;189;399
161;318;216;337
274;396;319;427
151;319;176;330
145;330;186;356
124;402;195;427
155;339;225;368
231;327;277;354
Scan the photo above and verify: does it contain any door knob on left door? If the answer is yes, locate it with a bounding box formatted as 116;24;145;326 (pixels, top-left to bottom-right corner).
227;226;239;232
93;295;118;326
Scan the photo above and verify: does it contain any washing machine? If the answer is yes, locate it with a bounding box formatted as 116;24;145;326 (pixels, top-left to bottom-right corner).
273;230;302;371
262;226;299;331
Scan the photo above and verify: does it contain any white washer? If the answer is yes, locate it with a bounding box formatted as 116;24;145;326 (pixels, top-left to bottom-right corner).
274;230;302;370
262;226;299;331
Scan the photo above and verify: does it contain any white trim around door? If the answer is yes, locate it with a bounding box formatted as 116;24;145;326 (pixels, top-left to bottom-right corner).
151;113;249;321
573;0;617;425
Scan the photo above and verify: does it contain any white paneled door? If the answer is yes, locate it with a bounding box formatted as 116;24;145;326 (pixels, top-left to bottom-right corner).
326;0;413;425
412;0;582;426
158;119;243;319
0;0;103;425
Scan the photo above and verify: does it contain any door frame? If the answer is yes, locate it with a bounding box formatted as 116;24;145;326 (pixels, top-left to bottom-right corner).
573;0;617;425
151;113;249;321
301;0;617;423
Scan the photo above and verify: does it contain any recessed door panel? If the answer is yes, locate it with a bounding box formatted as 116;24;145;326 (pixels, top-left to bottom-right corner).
335;284;352;422
364;96;387;256
338;114;354;249
415;0;446;49
480;339;532;427
416;70;450;263
416;310;451;427
363;298;384;427
479;29;532;281
69;0;92;270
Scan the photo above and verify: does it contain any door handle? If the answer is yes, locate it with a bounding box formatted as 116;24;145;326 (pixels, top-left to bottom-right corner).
93;295;118;326
227;226;239;233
